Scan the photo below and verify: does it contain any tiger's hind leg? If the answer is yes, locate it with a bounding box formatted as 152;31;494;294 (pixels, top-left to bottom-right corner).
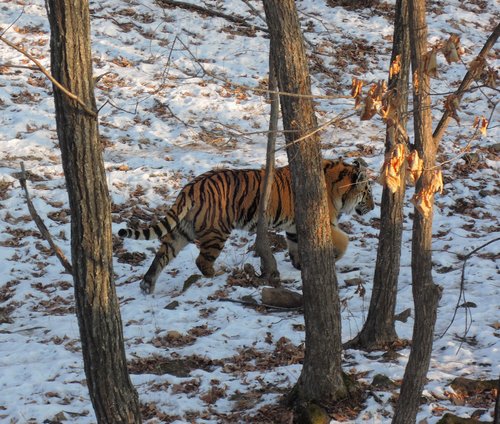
141;228;192;294
195;229;230;277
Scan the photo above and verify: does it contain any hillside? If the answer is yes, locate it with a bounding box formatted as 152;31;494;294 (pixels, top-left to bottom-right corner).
0;0;499;422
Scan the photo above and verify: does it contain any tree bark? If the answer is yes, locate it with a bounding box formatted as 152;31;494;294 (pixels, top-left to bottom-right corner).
392;0;442;422
346;0;410;351
46;1;142;422
495;375;500;424
263;0;349;408
255;48;279;282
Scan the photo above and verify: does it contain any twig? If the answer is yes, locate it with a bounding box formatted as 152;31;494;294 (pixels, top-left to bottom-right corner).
155;0;268;33
170;36;351;101
436;237;500;342
18;162;73;275
276;110;358;151
218;297;302;312
433;23;500;146
0;34;97;117
0;7;25;37
0;63;39;71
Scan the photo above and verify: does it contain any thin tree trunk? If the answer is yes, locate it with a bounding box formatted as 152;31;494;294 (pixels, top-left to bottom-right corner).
392;0;442;422
255;49;279;282
46;1;142;422
263;0;349;410
494;375;500;424
346;0;410;351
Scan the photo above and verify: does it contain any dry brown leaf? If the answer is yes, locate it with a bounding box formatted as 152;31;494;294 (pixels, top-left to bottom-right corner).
351;77;364;108
424;48;439;77
360;95;377;120
483;66;497;88
429;169;444;194
442;34;461;64
379;143;406;193
406;149;423;186
473;116;488;136
469;56;487;81
489;321;500;330
361;81;386;121
444;94;461;124
411;169;443;218
413;70;420;94
389;54;401;79
380;89;400;124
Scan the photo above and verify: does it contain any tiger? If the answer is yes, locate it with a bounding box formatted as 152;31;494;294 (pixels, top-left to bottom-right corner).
118;158;374;294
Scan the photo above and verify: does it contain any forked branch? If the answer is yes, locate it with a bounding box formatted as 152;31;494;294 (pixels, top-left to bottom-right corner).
18;162;73;275
433;23;500;146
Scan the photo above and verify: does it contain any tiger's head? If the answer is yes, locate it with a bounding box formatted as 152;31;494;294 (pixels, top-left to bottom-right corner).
324;159;375;217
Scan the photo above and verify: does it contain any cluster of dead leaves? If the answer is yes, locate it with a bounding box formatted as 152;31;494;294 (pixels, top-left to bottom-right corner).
378;143;444;218
424;34;463;79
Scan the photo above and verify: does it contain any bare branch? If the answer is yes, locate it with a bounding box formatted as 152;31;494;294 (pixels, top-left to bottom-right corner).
0;63;39;71
433;23;500;146
437;237;500;341
155;0;268;33
0;34;97;117
18;162;73;275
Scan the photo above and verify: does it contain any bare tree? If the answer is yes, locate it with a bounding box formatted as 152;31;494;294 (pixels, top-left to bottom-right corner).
45;1;142;422
263;0;352;416
346;0;410;350
392;0;442;421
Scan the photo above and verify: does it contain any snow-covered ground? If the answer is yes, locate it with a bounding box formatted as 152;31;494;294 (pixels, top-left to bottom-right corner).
0;0;498;422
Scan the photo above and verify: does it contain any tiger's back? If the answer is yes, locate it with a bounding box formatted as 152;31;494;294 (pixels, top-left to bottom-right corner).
119;158;373;294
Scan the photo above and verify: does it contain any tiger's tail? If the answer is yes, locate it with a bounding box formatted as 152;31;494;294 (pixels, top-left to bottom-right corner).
118;190;192;240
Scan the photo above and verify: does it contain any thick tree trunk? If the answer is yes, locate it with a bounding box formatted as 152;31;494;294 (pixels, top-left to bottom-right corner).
346;0;410;351
263;0;349;408
46;1;142;422
255;49;279;282
392;0;442;422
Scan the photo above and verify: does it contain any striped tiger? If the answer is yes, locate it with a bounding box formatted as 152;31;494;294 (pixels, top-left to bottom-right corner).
118;158;374;294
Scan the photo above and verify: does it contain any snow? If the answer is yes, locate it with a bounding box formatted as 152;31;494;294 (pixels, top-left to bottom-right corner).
0;0;499;422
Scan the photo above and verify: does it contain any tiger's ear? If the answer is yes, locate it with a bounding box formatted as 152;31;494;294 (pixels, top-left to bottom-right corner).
353;158;368;168
355;168;368;187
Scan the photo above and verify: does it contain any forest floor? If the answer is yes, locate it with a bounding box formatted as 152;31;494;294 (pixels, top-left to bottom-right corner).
0;0;499;422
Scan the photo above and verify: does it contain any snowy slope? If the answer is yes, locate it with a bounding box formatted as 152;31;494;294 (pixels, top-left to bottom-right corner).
0;0;499;422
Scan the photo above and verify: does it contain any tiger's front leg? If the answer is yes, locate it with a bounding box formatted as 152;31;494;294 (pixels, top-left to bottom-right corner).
331;225;349;260
141;230;190;294
285;227;349;270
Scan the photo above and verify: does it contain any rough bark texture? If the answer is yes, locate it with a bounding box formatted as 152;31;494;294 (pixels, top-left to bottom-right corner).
263;0;348;407
46;1;142;422
346;0;410;351
392;0;442;422
255;49;279;282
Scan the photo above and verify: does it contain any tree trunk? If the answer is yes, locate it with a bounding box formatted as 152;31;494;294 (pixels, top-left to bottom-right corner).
46;1;142;422
495;375;500;424
255;48;279;283
392;0;442;422
346;0;410;351
263;0;349;409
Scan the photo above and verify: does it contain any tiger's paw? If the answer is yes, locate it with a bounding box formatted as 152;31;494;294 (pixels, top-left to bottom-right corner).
195;256;216;277
140;278;155;294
